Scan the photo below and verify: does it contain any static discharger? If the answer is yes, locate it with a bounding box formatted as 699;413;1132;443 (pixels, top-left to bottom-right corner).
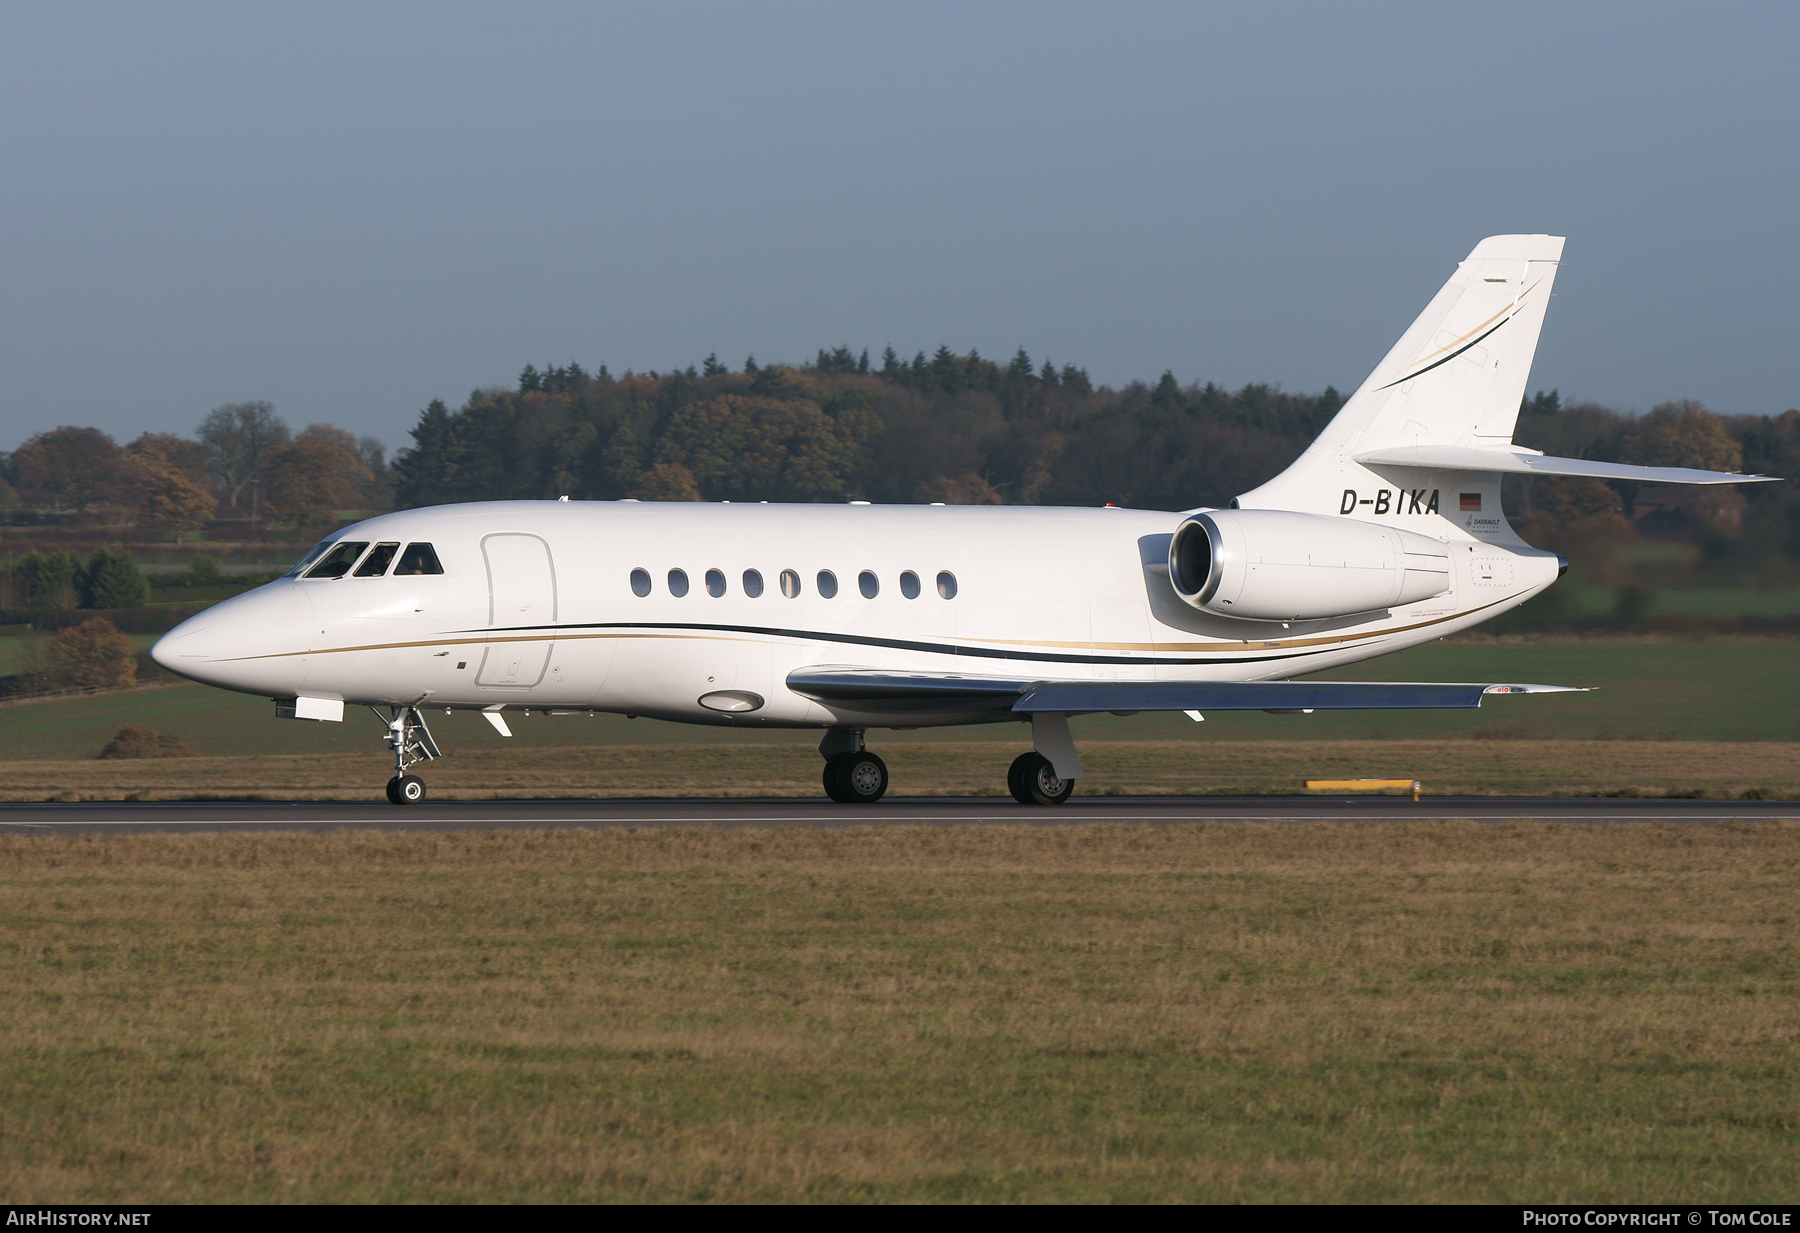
1306;778;1423;802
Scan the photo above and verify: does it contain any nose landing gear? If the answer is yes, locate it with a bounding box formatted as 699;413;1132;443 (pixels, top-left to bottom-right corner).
380;705;441;806
387;774;427;805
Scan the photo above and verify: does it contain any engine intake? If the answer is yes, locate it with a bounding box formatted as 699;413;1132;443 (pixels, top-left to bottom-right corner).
1169;510;1451;621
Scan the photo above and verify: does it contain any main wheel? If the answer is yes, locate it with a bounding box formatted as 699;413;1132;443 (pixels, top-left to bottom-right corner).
1008;752;1073;806
387;774;427;806
824;751;887;804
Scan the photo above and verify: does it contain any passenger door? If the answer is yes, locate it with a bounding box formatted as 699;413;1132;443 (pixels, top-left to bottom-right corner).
476;533;557;689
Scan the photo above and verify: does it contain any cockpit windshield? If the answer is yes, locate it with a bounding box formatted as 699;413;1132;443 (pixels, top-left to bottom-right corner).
289;538;442;579
305;541;371;579
354;542;400;577
394;543;444;575
284;540;334;578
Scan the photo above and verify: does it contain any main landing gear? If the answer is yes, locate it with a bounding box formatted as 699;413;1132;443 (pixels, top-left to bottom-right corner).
816;723;1082;807
379;704;441;806
820;728;888;804
1007;752;1074;806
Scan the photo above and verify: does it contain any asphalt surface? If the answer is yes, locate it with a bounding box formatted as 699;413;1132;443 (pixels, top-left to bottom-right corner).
1;796;1796;833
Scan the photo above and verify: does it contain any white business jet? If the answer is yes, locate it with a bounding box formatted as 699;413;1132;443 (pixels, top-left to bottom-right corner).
152;235;1775;805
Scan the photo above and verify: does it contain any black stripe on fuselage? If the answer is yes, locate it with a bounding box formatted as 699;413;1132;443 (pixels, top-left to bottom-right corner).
451;620;1349;667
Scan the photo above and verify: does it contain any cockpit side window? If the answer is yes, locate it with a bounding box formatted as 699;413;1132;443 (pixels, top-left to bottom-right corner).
354;542;400;577
285;540;334;578
394;543;445;576
305;541;371;579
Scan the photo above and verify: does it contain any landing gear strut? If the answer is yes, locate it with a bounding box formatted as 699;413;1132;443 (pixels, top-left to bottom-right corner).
379;704;441;806
820;727;887;804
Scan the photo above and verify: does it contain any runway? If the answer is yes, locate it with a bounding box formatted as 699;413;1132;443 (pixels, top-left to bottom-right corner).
1;795;1796;833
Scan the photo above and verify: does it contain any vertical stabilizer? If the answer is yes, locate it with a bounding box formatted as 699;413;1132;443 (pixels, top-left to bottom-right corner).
1237;234;1564;527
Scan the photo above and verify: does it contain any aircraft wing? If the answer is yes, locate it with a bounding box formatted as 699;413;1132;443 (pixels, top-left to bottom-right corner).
1352;445;1778;486
786;668;1583;716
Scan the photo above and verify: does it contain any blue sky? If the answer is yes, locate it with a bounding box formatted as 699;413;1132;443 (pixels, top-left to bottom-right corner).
2;1;1796;453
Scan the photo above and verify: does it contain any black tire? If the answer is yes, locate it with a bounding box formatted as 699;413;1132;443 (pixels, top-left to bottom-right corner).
1009;752;1073;806
822;753;856;804
393;774;427;805
385;776;404;805
828;751;887;804
1006;753;1035;805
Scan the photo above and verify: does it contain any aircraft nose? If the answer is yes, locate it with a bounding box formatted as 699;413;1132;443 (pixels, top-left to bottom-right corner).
150;620;206;672
151;582;316;695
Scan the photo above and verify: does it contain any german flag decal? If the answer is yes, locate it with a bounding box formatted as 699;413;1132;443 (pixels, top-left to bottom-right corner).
1459;492;1482;512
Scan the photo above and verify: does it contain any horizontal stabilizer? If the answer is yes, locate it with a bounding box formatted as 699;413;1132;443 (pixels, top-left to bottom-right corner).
1354;445;1778;486
788;668;1583;716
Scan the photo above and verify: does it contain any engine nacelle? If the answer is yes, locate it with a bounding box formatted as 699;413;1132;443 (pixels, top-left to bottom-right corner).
1168;509;1452;621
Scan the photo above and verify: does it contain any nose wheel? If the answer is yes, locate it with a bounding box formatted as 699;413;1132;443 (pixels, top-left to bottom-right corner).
386;774;427;805
378;704;441;806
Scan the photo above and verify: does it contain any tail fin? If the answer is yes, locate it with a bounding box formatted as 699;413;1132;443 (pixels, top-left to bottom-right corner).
1237;234;1564;515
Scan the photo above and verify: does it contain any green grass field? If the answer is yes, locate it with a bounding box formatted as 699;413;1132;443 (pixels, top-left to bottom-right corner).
3;824;1796;1203
1552;585;1800;619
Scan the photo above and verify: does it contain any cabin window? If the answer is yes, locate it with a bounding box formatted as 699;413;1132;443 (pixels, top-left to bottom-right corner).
306;541;370;579
630;568;651;597
394;543;444;576
899;570;921;599
668;568;689;597
285;540;333;578
816;570;838;599
858;570;878;599
354;543;400;577
780;569;801;598
936;570;957;600
743;569;764;598
705;568;726;598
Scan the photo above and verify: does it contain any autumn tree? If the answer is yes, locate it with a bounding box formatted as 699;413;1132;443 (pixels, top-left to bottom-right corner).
131;456;217;535
49;617;137;689
197;401;290;508
262;423;372;531
628;462;703;501
11;427;126;511
99;725;196;759
916;472;1003;504
127;432;212;485
124;434;215;534
1622;401;1743;472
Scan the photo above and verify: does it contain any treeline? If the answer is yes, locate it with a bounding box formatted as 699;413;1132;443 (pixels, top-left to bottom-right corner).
3;344;1797;596
0;403;388;534
393;353;1800;591
1508;392;1800;590
395;348;1346;511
